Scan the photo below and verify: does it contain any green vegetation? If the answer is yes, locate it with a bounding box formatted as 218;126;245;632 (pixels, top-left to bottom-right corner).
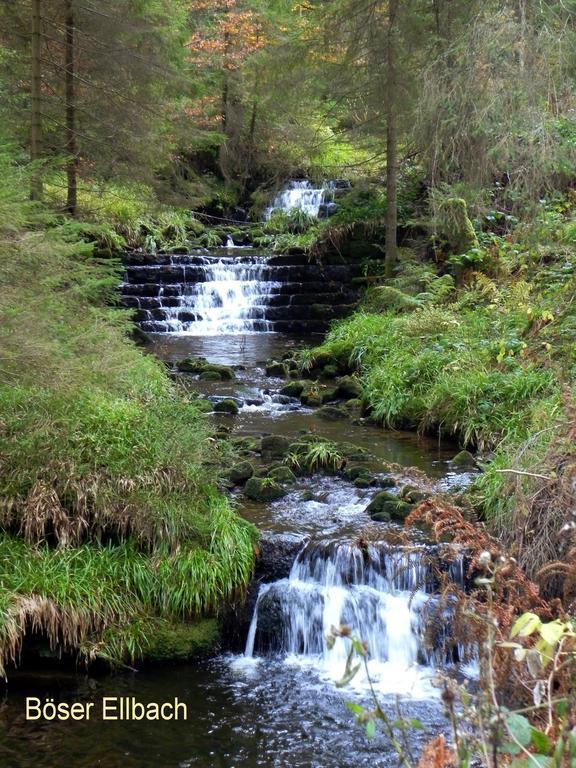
0;145;256;673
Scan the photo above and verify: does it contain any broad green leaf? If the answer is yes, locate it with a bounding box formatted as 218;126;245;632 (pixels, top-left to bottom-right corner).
511;613;541;638
499;742;522;755
539;621;564;646
365;720;376;739
531;729;552;755
346;702;364;716
506;713;532;747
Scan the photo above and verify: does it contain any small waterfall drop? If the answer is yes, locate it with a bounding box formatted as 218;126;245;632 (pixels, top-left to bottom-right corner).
265;180;336;219
244;541;465;697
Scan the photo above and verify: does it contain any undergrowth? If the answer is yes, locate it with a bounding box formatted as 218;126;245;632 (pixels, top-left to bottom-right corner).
0;144;256;673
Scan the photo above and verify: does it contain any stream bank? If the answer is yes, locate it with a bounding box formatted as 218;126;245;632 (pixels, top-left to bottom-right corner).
0;202;478;765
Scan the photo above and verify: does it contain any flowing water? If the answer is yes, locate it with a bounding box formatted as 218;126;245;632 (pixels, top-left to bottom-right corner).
264;180;336;219
0;248;477;767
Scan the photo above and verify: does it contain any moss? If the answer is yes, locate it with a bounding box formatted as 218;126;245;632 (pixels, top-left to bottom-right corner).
437;197;479;254
244;477;286;502
214;399;240;415
140;618;220;663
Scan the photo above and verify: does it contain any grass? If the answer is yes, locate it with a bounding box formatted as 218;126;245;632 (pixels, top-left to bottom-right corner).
287;439;344;474
0;143;256;673
297;207;576;565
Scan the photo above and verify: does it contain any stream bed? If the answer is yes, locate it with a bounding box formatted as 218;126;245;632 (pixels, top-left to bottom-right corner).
0;265;475;767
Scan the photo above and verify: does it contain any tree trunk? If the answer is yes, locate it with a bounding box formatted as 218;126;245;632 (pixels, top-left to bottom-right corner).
385;0;398;278
30;0;43;201
65;0;77;216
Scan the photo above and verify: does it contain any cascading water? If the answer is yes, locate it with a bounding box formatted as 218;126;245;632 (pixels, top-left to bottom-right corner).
168;257;280;335
265;180;336;219
122;251;360;335
244;540;465;698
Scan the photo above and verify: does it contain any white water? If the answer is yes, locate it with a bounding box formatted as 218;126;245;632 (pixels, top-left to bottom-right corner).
244;541;461;698
265;180;335;219
161;257;281;335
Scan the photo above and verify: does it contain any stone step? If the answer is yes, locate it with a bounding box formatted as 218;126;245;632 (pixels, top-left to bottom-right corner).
139;318;332;334
124;263;361;284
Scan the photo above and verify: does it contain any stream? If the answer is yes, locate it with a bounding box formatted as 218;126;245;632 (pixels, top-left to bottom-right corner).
0;244;476;767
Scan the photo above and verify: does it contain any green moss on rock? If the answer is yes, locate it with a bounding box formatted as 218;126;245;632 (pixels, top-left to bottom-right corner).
142;618;219;663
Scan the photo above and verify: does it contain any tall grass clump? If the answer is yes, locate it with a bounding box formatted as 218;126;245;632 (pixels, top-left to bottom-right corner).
0;144;256;673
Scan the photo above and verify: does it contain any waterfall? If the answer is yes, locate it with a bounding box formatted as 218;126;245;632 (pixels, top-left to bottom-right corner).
244;541;465;697
123;251;361;335
265;180;336;219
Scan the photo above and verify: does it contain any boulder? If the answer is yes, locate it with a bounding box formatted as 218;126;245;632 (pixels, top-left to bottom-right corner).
244;477;286;502
280;381;305;398
334;375;363;400
344;465;369;481
260;434;291;459
400;485;428;504
199;370;222;381
267;466;297;484
228;461;254;484
322;364;339;378
316;405;348;421
265;361;288;377
214;399;240;415
366;491;413;523
320;387;339;404
204;364;235;381
300;390;322;407
177;356;207;373
451;450;477;468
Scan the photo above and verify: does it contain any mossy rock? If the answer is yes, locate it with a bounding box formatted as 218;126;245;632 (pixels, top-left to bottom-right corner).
187;220;206;237
343;464;369;481
177;356;207;373
354;476;375;489
204;364;235;381
339;442;368;460
228;461;254;484
244;477;286;502
261;434;291;458
230;435;260;453
142;618;219;663
316;405;348;421
399;485;428;504
267;466;296;484
308;350;337;369
366;492;413;522
300;390;322;407
451;450;478;468
320;387;339;404
322;364;339;378
437;197;479;254
214;399;240;415
280;381;305;398
265;361;288;377
334;375;363;400
378;476;397;489
199;370;222;381
300;489;314;502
